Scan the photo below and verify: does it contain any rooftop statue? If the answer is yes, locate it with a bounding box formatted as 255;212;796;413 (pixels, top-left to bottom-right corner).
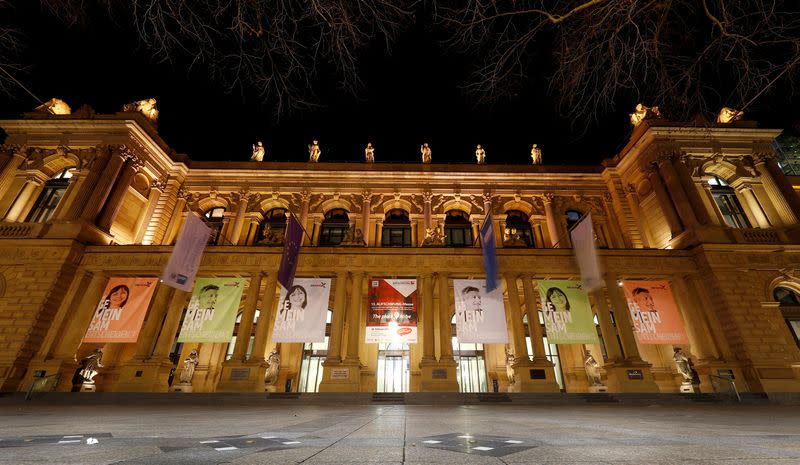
629;103;662;127
251;141;265;161
717;107;744;124
365;143;375;163
421;143;432;164
475;144;486;164
35;98;71;115
308;139;321;162
531;144;542;165
123;98;159;122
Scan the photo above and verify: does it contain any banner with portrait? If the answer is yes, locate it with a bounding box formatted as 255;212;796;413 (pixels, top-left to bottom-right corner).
177;277;246;343
366;278;418;343
536;279;598;344
82;277;158;343
273;278;332;343
452;279;508;343
622;280;689;344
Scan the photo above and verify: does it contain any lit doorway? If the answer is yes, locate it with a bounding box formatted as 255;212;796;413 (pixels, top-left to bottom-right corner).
377;342;410;392
297;310;332;393
451;314;488;392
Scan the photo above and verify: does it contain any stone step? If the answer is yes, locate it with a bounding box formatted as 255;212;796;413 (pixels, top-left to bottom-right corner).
372;393;406;403
577;393;620;403
477;393;512;402
266;392;301;399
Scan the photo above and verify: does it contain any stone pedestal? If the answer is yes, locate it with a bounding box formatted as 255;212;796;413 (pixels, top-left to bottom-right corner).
603;362;660;393
679;382;700;394
508;359;561;393
80;382;96;392
589;385;609;393
419;360;459;392
318;361;361;392
215;361;268;392
171;383;193;393
113;360;174;392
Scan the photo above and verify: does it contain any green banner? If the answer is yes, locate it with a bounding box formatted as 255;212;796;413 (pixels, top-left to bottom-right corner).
177;277;246;343
536;279;598;344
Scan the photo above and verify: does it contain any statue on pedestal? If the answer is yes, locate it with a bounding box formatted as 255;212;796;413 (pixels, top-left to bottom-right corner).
340;223;366;246
257;224;283;245
365;143;375;163
35;98;71;115
251;141;265;161
123;98;159;122
308;139;321;162
584;350;602;386
421;143;432;163
264;348;280;386
503;227;527;247
673;347;697;384
78;348;104;384
531;144;542;165
179;349;199;384
421;225;445;246
629;103;662;127
475;144;486;164
505;348;516;387
717;107;744;124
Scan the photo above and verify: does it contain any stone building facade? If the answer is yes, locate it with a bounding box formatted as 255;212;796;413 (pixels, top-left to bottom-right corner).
0;107;799;398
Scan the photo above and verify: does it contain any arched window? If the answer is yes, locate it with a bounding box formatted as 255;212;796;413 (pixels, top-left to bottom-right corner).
257;207;288;244
565;210;583;231
445;210;472;247
504;210;535;247
707;175;751;228
319;208;349;246
25;168;74;223
774;286;800;348
204;207;225;245
382;209;411;247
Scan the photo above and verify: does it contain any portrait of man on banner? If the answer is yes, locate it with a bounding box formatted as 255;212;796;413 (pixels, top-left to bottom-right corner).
366;278;418;343
453;279;508;344
623;280;689;344
82;277;158;343
536;279;598;345
273;278;331;343
177;277;245;343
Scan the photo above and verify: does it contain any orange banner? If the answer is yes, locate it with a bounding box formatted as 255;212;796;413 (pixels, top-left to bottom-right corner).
622;280;689;345
82;277;158;343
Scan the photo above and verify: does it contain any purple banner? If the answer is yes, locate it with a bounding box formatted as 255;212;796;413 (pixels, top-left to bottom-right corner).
278;213;304;290
160;213;211;292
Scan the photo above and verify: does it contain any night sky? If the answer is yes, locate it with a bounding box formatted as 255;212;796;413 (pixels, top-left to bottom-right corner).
0;3;797;165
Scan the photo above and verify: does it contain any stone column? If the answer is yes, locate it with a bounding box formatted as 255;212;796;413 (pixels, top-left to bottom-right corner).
4;174;44;222
521;276;548;361
698;180;729;226
311;217;322;246
624;185;653;248
504;275;529;362
361;191;371;246
50;272;109;360
345;272;364;363
250;272;279;362
754;153;798;225
736;184;770;228
228;190;250;245
151;290;192;360
646;164;683;237
325;272;348;364
422;191;433;230
669;275;716;362
131;283;175;361
231;273;263;360
163;187;188;245
299;190;311;245
657;154;699;229
672;155;712;225
0;145;27;199
133;179;165;244
375;218;384;247
482;193;493;217
438;272;454;363
588;288;623;363
80;146;127;223
96;155;143;231
604;273;646;363
543;193;561;247
471;219;481;246
420;274;436;364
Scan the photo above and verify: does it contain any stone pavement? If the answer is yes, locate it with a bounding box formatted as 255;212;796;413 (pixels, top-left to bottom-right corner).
1;398;799;464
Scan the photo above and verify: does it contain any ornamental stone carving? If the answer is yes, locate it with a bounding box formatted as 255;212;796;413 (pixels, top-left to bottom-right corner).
629;103;663;127
35;98;72;115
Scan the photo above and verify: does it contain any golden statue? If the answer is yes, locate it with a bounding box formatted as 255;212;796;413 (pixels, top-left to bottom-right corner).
717;107;744;124
531;144;542;165
251;141;265;161
629;103;662;127
365;142;375;163
421;143;432;163
123;98;159;122
475;144;486;164
35;98;71;115
308;139;321;162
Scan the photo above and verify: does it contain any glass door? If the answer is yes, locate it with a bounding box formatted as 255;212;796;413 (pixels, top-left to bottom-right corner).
452;337;488;392
377;342;409;392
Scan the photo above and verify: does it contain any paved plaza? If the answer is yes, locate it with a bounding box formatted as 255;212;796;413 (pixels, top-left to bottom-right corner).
1;397;800;464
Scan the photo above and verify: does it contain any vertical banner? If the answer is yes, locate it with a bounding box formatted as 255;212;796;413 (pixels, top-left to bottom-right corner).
623;280;689;344
161;213;211;291
366;278;418;343
273;278;332;342
570;213;604;291
537;279;598;344
82;277;158;343
480;213;499;292
277;213;304;291
453;279;508;343
177;277;245;343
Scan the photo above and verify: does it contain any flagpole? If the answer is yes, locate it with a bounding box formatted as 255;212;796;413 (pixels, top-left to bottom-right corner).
287;211;314;245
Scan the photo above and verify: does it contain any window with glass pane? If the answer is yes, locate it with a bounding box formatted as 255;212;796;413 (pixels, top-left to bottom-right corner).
708;176;751;228
504;210;535;247
25;168;74;223
319;208;349;246
382;209;411;246
445;210;472;247
774;287;800;349
204;207;226;245
565;210;583;231
298;311;332;392
377;342;410;392
450;315;488;392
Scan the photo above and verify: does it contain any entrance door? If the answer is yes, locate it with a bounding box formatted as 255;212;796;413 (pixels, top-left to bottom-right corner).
377;343;409;392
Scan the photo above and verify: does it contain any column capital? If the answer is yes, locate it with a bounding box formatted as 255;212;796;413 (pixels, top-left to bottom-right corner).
150;176;168;192
421;190;433;203
541;192;556;203
299;188;312;202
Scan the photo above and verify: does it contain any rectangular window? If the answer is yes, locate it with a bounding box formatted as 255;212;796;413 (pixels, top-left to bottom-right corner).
26;183;68;223
712;192;751;228
382;226;411;247
319;225;347;245
446;226;472;247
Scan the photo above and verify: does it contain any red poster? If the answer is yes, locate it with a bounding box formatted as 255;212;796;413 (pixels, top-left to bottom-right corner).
623;280;689;345
366;278;417;343
82;277;158;343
